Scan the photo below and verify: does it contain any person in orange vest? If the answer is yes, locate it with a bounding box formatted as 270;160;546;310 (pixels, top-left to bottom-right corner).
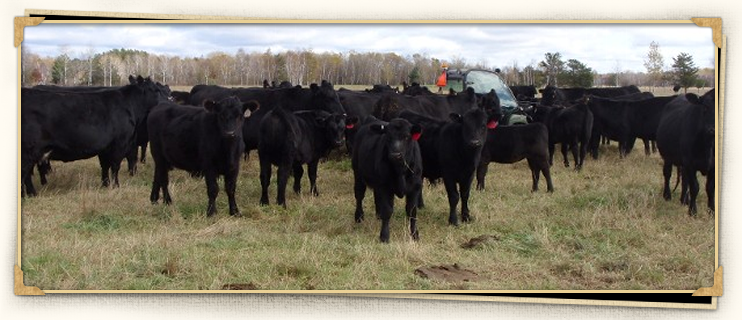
436;64;448;93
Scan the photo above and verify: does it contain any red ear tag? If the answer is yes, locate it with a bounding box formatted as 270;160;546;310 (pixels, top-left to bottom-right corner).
345;123;355;129
412;132;422;141
487;120;499;129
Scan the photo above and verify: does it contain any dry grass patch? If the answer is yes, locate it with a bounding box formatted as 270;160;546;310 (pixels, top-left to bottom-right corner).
20;133;714;290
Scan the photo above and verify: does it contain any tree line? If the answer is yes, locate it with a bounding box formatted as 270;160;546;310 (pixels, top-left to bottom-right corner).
20;43;713;91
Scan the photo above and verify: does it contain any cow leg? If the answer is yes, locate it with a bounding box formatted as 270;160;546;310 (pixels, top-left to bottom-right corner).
651;141;657;154
561;143;570;168
527;158;540;192
680;169;689;206
126;146;137;176
706;170;715;213
548;143;555;166
140;142;148;164
416;187;425;209
374;189;394;243
38;161;50;185
662;162;673;201
205;171;219;217
542;160;554;193
24;174;37;198
98;154;112;188
443;178;461;226
110;160;122;188
353;172;366;223
405;187;421;241
578;140;589;170
460;178;474;223
292;163;304;194
571;139;581;171
259;157;271;206
476;160;488;191
224;169;241;217
643;139;651;156
276;162;291;208
150;163;172;204
308;160;320;197
685;168;700;216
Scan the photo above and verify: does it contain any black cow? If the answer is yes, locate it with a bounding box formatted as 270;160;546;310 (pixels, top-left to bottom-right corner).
398;106;496;225
509;85;537;100
402;82;434;96
531;98;594;170
352;118;423;243
656;89;715;215
147;97;260;217
258;106;356;207
21;76;168;196
190;81;346;155
170;91;191;104
476;122;553;192
366;84;399;94
540;85;641;106
374;87;479;121
31;81;173;176
587;93;673;159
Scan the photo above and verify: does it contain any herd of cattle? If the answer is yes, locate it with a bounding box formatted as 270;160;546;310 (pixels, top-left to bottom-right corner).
20;76;716;243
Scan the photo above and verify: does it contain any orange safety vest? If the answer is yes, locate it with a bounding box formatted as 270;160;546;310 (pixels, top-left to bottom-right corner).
436;72;447;87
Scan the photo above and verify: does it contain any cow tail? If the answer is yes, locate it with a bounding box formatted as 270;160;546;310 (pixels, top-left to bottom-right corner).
273;105;299;148
672;166;681;193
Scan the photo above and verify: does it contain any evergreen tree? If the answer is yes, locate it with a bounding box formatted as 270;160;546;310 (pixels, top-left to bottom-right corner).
408;66;421;84
671;52;699;93
559;59;594;87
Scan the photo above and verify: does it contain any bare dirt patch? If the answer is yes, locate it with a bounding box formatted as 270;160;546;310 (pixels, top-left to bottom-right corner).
460;235;501;249
415;264;479;282
221;283;259;290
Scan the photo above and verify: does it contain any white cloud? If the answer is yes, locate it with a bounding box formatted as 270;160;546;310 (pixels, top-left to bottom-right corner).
23;22;714;74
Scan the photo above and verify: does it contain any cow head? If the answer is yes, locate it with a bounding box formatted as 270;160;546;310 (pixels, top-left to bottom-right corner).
370;119;422;166
314;111;358;148
127;75;171;115
204;97;260;139
540;85;558;106
449;107;490;148
310;81;346;115
478;89;503;123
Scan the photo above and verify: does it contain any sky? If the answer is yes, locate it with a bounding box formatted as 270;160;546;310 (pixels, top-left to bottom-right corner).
23;22;715;74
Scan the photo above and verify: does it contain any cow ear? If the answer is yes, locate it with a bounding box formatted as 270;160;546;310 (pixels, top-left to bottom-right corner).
243;100;260;118
310;83;319;93
449;113;463;123
204;100;217;112
410;124;422;141
370;124;386;134
685;93;700;104
345;116;359;129
137;75;145;84
129;75;136;84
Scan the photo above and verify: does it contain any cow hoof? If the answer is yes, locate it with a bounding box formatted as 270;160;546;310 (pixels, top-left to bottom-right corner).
448;220;460;227
230;211;242;218
411;232;420;241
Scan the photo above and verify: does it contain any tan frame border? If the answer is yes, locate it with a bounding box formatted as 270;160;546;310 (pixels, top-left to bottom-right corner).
14;12;724;308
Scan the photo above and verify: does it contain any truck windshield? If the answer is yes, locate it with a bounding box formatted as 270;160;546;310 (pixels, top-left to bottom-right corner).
465;70;518;111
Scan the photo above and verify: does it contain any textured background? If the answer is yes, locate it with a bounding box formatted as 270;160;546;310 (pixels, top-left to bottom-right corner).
3;1;738;318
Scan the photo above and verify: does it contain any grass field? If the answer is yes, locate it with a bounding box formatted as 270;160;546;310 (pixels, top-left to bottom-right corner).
20;139;715;290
